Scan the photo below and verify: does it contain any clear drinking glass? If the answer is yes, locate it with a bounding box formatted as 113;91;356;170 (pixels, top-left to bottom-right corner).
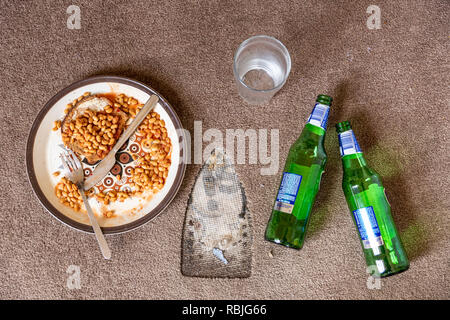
233;35;291;105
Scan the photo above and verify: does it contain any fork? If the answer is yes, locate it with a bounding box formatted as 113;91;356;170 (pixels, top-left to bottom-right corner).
60;149;112;260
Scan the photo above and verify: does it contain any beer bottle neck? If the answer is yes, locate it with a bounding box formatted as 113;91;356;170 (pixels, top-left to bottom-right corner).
338;129;362;155
307;102;330;132
338;129;367;168
342;152;368;169
304;123;326;136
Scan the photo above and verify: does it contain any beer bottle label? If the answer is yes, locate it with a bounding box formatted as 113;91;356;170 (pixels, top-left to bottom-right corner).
352;206;384;249
338;129;362;156
307;103;330;129
273;163;323;219
273;172;302;214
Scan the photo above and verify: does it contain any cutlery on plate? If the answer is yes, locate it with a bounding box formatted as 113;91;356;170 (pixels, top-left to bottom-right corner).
83;94;159;190
60;149;112;259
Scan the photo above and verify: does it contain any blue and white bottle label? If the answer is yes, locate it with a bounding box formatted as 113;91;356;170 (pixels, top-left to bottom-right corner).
274;172;302;214
338;129;361;156
307;103;330;130
353;206;384;249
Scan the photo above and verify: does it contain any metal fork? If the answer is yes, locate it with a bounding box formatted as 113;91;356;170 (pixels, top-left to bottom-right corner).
60;149;112;259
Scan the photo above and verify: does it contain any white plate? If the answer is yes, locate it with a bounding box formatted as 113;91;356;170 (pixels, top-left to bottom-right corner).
26;76;187;234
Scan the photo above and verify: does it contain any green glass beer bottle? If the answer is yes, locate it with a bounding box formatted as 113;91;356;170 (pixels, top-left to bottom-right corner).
265;94;332;249
336;121;409;277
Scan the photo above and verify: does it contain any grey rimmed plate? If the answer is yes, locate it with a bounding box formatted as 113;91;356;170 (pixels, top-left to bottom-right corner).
26;76;187;234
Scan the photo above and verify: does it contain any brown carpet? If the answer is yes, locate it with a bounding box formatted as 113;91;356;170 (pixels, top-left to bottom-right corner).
0;0;449;299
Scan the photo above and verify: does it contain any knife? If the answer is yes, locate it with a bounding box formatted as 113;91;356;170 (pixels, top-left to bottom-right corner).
83;94;159;190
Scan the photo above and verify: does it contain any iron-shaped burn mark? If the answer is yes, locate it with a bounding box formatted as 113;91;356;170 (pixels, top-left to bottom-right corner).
202;173;216;196
207;199;218;211
181;148;253;278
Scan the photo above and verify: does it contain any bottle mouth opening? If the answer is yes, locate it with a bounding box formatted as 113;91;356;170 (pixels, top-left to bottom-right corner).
316;94;332;106
336;121;352;133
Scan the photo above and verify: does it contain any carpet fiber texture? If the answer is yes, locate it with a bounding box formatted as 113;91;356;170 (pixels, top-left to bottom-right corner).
0;0;448;299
